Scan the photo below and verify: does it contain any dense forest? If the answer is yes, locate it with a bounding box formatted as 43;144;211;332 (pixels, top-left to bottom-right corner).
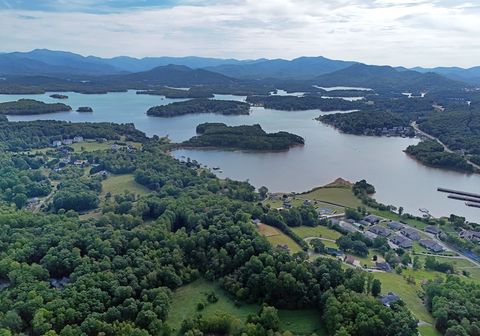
405;140;474;173
0;99;71;115
416;106;480;155
182;123;305;151
246;95;363;111
425;277;480;335
0;119;419;336
319;110;410;135
147;99;251;117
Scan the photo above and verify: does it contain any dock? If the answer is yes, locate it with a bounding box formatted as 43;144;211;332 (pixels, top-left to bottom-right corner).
448;195;480;204
438;188;480;200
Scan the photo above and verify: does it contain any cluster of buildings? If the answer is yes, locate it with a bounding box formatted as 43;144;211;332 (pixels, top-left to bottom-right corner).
459;229;480;242
52;136;84;147
364;126;413;138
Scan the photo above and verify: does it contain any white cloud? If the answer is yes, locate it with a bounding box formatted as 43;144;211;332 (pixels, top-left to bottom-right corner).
0;0;478;67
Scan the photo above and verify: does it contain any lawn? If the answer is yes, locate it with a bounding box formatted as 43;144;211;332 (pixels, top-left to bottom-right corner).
71;140;142;152
419;325;442;336
297;186;362;209
292;225;342;240
101;174;150;196
257;224;302;253
166;279;324;335
374;272;434;324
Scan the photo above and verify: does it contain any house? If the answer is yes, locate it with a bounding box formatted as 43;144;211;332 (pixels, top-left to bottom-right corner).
111;144;120;150
326;247;343;257
344;255;358;266
376;262;392;272
340;221;357;233
459;230;480;241
420;239;444;253
277;244;290;252
388;221;404;231
73;160;89;167
369;225;391;237
380;292;401;307
358;220;370;227
390;234;413;249
364;214;381;225
317;208;334;216
62;139;73;145
52;140;62;147
425;226;441;235
401;227;421;241
73;136;84;143
363;231;378;241
252;218;261;225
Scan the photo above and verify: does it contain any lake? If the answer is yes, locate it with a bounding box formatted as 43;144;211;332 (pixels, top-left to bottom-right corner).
2;90;479;221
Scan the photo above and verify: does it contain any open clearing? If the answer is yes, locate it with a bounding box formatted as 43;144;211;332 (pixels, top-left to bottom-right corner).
166;279;324;335
257;223;302;253
292;225;342;240
101;174;150;196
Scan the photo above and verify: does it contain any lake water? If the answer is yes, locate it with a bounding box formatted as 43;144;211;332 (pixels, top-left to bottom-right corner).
2;90;479;221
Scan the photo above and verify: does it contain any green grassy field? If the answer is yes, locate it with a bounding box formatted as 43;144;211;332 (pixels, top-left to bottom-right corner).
71;140;142;152
257;224;302;253
292;225;342;240
166;279;324;335
374;272;434;324
298;186;362;209
419;325;442;336
101;174;150;196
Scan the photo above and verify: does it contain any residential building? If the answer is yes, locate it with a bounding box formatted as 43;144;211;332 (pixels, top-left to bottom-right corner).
390;234;413;249
388;221;404;231
52;140;62;147
376;262;392;272
326;247;343;257
419;239;444;253
73;136;84;143
459;230;480;241
363;231;378;241
380;293;401;307
369;225;391;237
401;227;421;241
62;139;73;145
364;214;381;225
425;226;441;235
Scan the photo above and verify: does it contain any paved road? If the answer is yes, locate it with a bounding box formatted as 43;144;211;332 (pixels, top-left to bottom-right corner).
411;121;480;170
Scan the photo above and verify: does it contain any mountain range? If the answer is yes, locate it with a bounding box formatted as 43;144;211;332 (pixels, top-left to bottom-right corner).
0;49;476;92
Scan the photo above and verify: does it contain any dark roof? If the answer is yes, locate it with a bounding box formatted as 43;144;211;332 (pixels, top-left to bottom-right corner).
388;221;404;230
401;227;421;241
420;239;444;252
390;234;413;248
326;247;343;256
376;262;392;272
364;214;381;224
380;293;400;307
425;226;441;234
369;225;391;237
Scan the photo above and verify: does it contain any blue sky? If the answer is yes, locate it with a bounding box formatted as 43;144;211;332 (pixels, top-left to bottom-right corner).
0;0;479;67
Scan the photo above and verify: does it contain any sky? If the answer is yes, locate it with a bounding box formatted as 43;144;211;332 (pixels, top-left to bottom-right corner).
0;0;479;67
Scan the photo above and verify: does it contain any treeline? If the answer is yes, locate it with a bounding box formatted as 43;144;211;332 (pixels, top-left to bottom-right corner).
319;110;409;135
0;99;71;115
147;99;251;117
425;277;480;335
246;95;363;111
405;140;474;173
0;120;146;151
137;87;214;99
182;123;305;151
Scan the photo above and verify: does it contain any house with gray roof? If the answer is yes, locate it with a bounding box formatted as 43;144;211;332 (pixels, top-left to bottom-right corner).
364;214;381;225
390;234;413;249
420;239;444;253
380;292;401;307
369;225;391;237
388;221;404;231
401;227;421;241
425;226;441;235
459;230;480;241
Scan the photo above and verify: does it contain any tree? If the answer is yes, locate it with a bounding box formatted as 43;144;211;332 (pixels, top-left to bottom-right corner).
12;193;27;209
371;279;382;297
258;186;268;199
413;256;422;270
310;239;325;253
